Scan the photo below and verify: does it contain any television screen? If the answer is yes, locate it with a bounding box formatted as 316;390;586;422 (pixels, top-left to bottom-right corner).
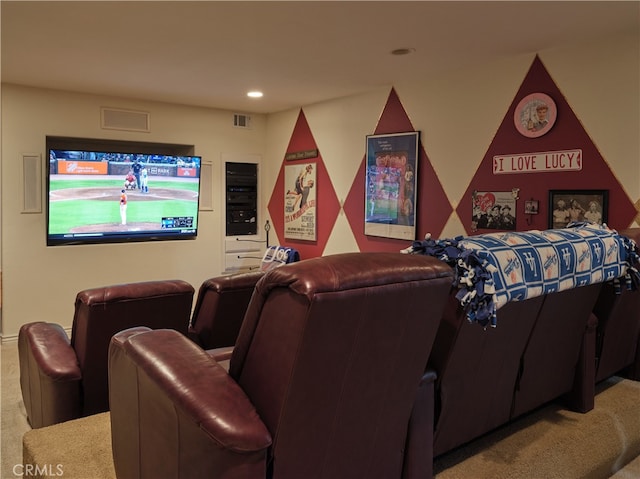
47;149;202;246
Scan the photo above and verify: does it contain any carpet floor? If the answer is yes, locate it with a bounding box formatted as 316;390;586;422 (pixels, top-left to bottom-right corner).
433;377;640;478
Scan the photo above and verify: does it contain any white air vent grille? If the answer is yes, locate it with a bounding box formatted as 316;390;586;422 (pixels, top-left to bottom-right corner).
22;154;42;213
101;107;150;132
199;161;213;211
233;114;251;129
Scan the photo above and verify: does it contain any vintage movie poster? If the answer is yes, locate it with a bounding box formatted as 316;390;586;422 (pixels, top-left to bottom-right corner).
364;132;419;240
284;162;317;241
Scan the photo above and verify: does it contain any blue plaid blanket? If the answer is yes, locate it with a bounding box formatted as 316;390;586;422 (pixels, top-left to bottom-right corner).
260;245;300;272
404;223;640;328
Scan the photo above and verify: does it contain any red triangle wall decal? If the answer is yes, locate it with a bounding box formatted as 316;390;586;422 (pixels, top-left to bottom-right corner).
456;55;636;233
344;88;452;251
267;110;341;259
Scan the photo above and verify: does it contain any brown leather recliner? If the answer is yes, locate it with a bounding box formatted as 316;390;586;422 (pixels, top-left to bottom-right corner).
18;279;194;429
188;270;264;349
427;293;545;457
427;281;601;458
108;252;453;479
593;228;640;382
509;283;601;418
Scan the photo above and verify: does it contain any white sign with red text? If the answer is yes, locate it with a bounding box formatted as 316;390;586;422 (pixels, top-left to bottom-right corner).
493;149;582;174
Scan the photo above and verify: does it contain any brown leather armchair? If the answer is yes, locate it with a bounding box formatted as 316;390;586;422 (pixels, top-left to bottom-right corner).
427;283;601;458
108;252;453;479
18;279;194;429
593;228;640;382
188;270;264;349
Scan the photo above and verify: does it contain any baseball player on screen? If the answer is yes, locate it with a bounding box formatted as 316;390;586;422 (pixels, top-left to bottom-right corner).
120;189;127;225
124;169;136;190
140;165;149;193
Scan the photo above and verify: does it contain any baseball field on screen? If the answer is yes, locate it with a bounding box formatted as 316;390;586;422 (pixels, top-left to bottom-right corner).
48;176;199;234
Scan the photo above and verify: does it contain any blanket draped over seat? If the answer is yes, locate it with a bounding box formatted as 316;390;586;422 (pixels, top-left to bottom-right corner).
260;245;300;271
403;223;640;328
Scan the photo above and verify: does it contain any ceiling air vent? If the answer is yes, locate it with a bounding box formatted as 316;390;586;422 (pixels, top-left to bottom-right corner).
233;113;252;129
101;107;150;132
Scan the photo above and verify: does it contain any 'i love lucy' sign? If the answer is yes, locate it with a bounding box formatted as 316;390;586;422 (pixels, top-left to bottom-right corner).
493;149;582;174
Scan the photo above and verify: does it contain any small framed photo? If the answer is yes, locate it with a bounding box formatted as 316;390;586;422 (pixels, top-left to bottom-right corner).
524;200;539;215
548;189;608;229
471;190;517;231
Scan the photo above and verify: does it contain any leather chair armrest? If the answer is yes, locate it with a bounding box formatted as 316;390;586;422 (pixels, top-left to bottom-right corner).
206;346;234;372
109;328;271;479
206;345;234;362
18;322;82;428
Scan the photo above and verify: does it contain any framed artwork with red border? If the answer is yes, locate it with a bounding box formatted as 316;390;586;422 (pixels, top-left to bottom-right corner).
514;92;557;138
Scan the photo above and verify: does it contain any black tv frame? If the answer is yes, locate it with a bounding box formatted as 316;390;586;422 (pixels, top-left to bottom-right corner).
46;136;202;246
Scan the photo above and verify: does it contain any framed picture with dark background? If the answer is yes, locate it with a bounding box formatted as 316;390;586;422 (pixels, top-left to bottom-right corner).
549;189;608;229
364;131;419;240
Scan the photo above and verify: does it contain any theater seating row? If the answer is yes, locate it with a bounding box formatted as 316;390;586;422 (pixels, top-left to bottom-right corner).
417;227;640;469
18;270;264;429
18;228;639;478
109;252;454;479
18;245;302;429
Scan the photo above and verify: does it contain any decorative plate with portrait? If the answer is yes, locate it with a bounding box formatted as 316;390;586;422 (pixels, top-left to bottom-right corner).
514;92;557;138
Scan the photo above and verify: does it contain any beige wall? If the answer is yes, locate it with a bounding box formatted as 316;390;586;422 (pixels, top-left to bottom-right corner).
2;30;638;339
1;85;266;338
264;30;639;246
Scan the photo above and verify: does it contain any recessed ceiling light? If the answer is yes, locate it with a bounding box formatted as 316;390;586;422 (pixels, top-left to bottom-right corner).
391;48;416;56
247;91;263;98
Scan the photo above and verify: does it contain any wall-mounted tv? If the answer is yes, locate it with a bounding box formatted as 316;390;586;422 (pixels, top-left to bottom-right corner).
46;143;202;246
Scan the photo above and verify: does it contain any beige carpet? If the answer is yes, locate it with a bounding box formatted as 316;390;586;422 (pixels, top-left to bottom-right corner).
434;377;640;478
610;456;640;479
1;339;32;479
23;413;115;479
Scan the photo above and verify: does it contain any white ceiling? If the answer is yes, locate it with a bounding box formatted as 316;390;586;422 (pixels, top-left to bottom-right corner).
2;1;638;114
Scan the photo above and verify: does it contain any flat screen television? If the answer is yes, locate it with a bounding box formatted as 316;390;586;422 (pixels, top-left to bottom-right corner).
47;148;202;246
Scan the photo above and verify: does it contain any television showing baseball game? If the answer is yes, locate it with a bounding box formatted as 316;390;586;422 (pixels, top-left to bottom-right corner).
46;148;202;246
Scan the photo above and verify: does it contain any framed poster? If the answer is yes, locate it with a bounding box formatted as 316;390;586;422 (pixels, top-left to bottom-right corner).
284;162;316;240
548;189;608;229
471;190;517;231
364;132;419;240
